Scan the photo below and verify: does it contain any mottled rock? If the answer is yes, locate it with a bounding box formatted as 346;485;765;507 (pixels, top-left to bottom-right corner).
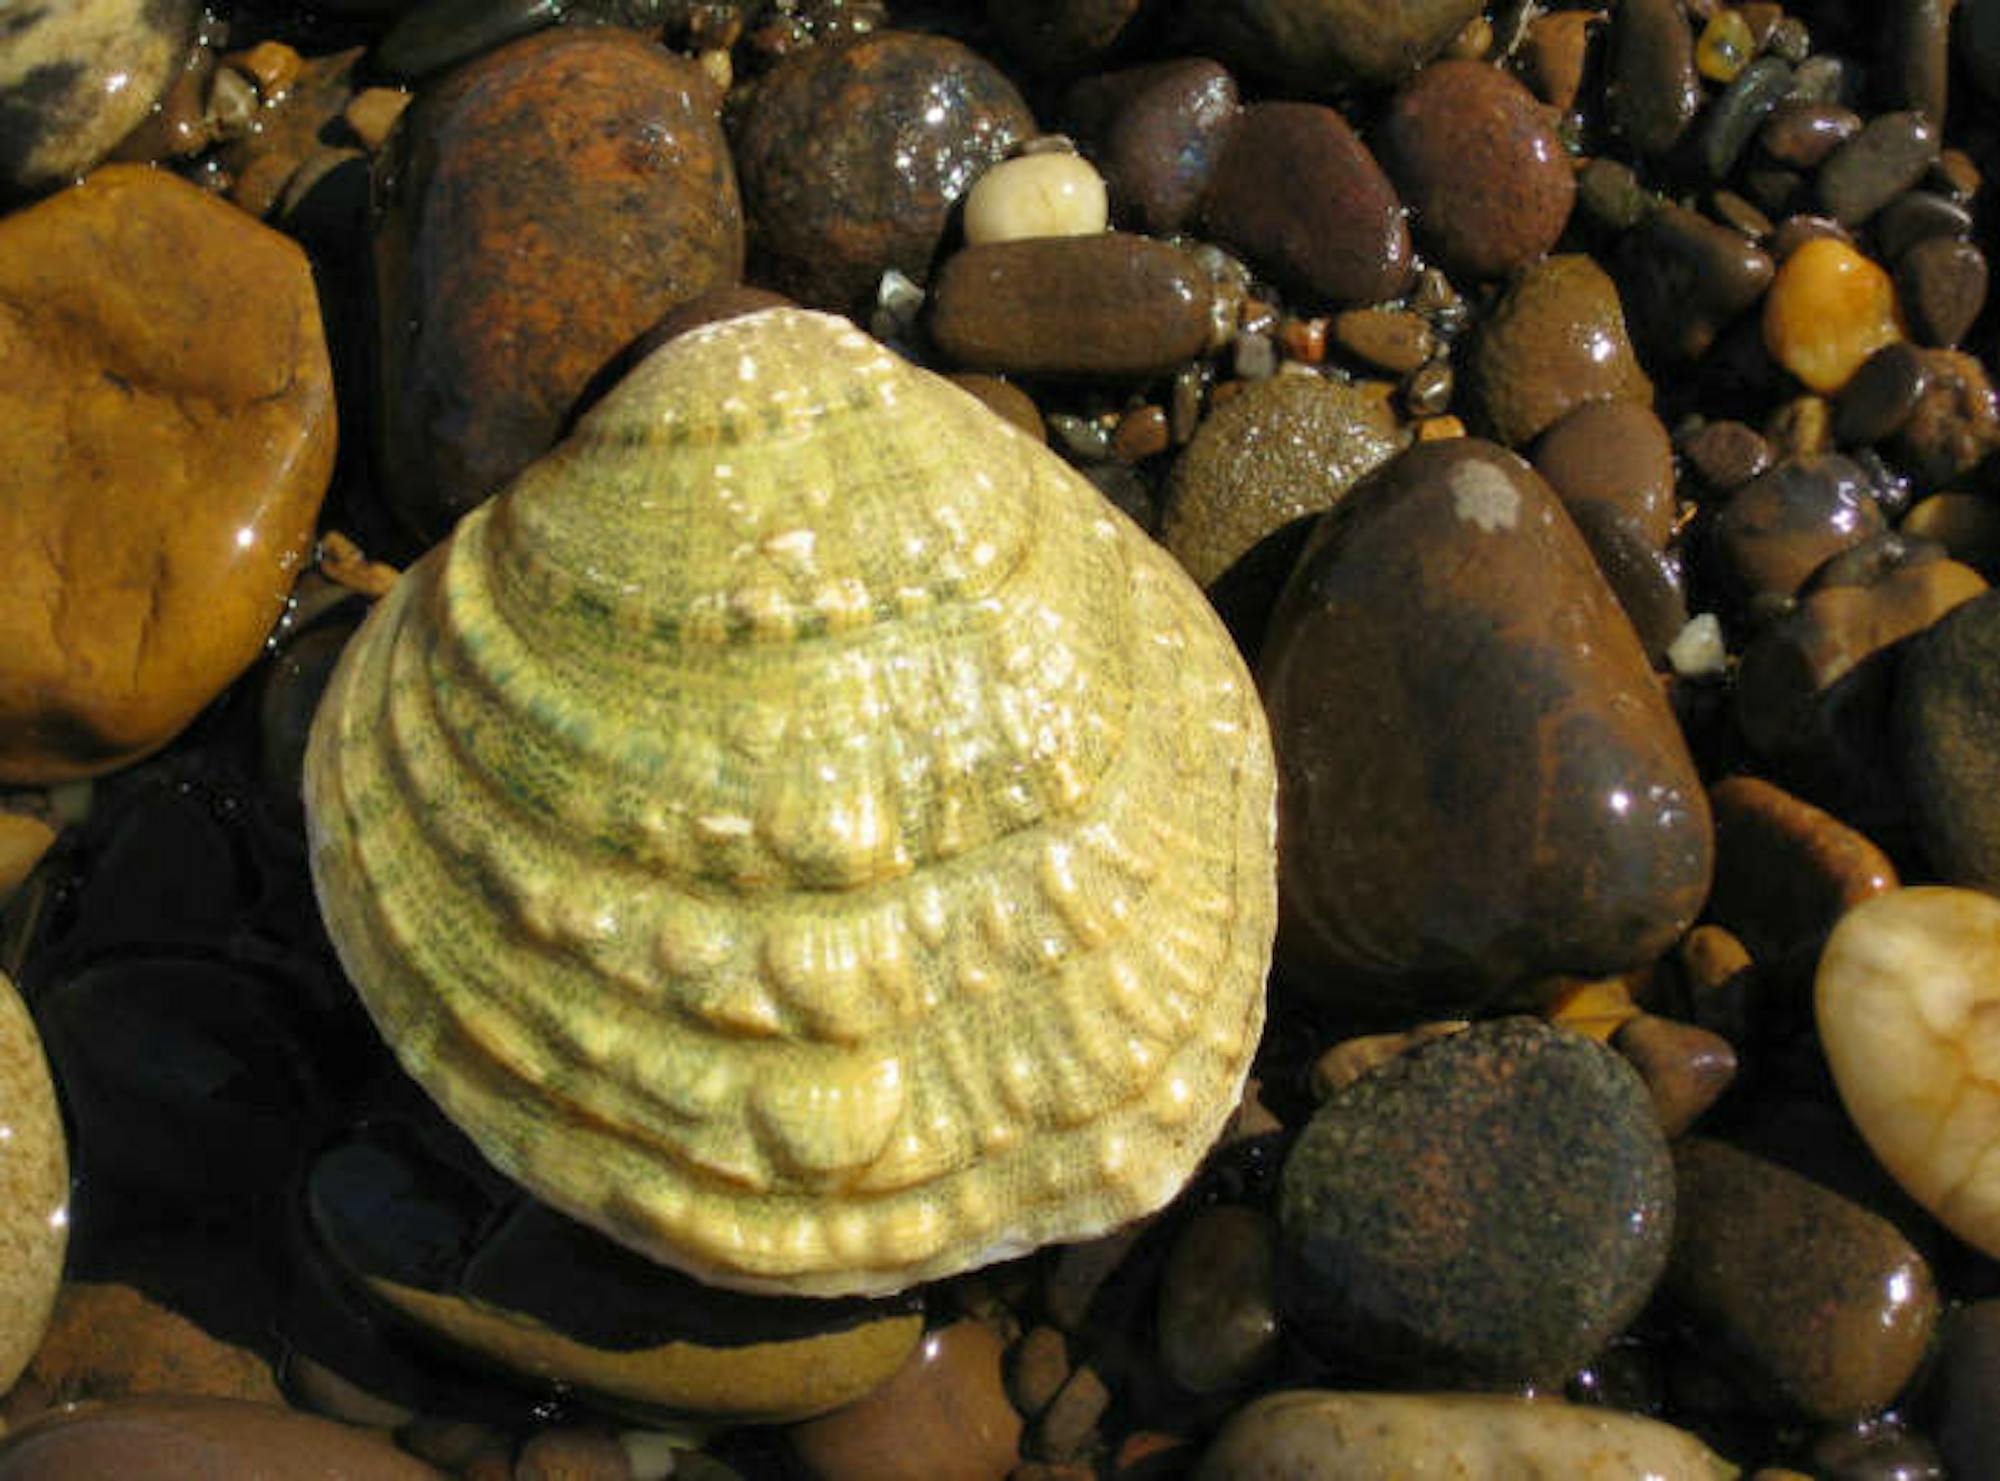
787;1321;1021;1481
1187;0;1484;94
1259;440;1711;1010
1466;255;1654;448
1159;373;1404;637
1201;102;1413;309
1607;0;1701;159
927;234;1213;378
0;165;335;783
1380;60;1573;282
0;973;64;1397
1898;590;2000;890
0;0;200;199
375;27;742;541
1892;348;2000;489
1532;400;1678;548
732;31;1032;312
1194;1391;1733;1479
0;1396;443;1479
1710;455;1888;605
1666;1138;1938;1423
1278;1018;1674;1386
1156;1206;1279;1396
1065;59;1240;236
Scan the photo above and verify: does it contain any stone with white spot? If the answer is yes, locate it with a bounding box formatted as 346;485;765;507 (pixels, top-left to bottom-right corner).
964;150;1109;244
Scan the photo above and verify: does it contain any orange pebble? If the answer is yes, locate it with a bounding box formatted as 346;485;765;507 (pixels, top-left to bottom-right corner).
1763;237;1904;395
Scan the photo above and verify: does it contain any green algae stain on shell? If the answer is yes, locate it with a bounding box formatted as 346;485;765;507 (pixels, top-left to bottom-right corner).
304;308;1277;1298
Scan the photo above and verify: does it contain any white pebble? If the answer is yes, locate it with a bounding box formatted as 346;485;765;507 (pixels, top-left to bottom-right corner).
1666;613;1726;678
963;152;1108;245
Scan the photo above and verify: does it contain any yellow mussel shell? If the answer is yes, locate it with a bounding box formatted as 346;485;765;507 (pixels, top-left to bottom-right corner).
304;308;1275;1296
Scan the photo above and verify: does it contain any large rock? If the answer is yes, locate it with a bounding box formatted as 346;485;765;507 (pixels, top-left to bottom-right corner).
0;972;65;1397
0;165;336;783
375;27;743;541
0;1396;442;1479
1257;439;1713;1013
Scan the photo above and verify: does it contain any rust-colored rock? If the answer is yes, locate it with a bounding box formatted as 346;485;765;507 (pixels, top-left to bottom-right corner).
374;28;743;541
1258;439;1712;1015
1466;254;1654;448
0;164;335;784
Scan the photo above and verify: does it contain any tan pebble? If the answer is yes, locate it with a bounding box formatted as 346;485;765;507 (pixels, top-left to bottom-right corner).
964;152;1108;245
222;39;303;100
1414;414;1466;441
1818;887;2000;1259
318;532;401;598
698;47;732;94
1612;1012;1738;1137
1763;237;1906;394
0;813;56;903
0;974;65;1397
1521;10;1601;111
1310;1022;1469;1099
515;1426;634;1481
0;1396;443;1478
343;87;411;151
1030;1365;1109;1463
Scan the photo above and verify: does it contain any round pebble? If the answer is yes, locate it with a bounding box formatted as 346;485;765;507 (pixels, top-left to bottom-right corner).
1379;59;1574;282
1278;1017;1674;1386
1065;59;1239;236
962;151;1108;245
1711;453;1887;604
1763;237;1906;394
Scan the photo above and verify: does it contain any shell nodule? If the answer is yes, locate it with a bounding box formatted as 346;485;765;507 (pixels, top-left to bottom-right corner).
304;308;1276;1297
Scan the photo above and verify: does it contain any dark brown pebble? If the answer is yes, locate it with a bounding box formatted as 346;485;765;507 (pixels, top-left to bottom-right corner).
1874;190;1974;264
928;234;1214;378
1155;1205;1280;1397
1897;236;1989;348
1618;201;1775;363
1378;59;1574;282
945;373;1045;442
1758;99;1861;170
1927;1301;2000;1477
1805;1420;1946;1481
1402;359;1454;417
1890;0;1955;127
1611;1014;1737;1139
1834;342;1931;445
986;0;1144;74
1331;307;1434;374
1112;404;1171;461
1903;492;2000;576
1711;454;1887;604
1006;1327;1070;1419
1577;155;1654;232
1711;188;1773;240
1065;59;1241;236
1031;1366;1110;1463
1898;589;2000;891
1607;0;1701;159
1770;212;1853;261
1567;500;1690;663
1679;418;1773;493
1533;399;1678;547
1815;110;1940;225
1521;9;1600;111
1465;254;1654;448
1201;101;1413;308
1184;0;1483;94
731;31;1033;312
627;284;792;364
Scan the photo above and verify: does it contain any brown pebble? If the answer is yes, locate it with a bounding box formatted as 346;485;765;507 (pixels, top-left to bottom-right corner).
947;374;1046;443
1065;58;1241;237
1612;1013;1738;1138
0;1396;442;1479
514;1428;632;1481
1711;454;1886;604
1533;400;1679;547
1679;418;1774;492
1833;341;1930;445
1466;253;1654;446
342;86;410;150
1608;0;1701;159
1276;316;1328;363
1896;236;1989;347
1893;347;2000;489
1678;923;1756;1046
1312;1022;1471;1099
1332;306;1435;374
1875;189;1973;263
1758;99;1861;170
1031;1366;1110;1464
1521;9;1601;111
1006;1327;1070;1419
1903;492;2000;574
1155;1205;1280;1397
1045;1227;1148;1333
1762;394;1833;462
1113;405;1171;461
1817;110;1940;225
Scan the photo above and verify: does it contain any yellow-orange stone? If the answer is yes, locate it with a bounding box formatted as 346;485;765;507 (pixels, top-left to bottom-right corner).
0;164;336;784
1763;237;1905;395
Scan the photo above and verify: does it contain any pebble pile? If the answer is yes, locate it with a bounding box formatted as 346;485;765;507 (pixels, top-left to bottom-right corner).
4;0;2000;1477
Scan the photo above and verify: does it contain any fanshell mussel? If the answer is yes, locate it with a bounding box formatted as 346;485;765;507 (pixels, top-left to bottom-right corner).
304;308;1276;1297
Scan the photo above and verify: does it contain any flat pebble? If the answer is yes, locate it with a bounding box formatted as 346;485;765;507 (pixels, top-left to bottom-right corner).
1259;439;1710;1008
1467;254;1655;447
1667;1137;1938;1423
374;28;741;539
0;973;65;1398
1329;307;1434;375
0;1396;443;1479
1763;237;1906;394
928;234;1213;378
1379;59;1574;282
1816;110;1940;225
731;31;1032;311
1155;1206;1279;1396
786;1321;1021;1481
1064;59;1239;236
0;165;334;784
1193;1390;1733;1479
1896;236;1988;347
1201;101;1413;309
1608;0;1701;159
962;151;1107;244
1277;1018;1673;1385
1533;400;1679;549
1897;589;2000;889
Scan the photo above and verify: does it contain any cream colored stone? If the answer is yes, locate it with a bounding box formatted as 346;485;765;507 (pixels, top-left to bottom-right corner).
964;151;1108;245
1818;886;2000;1257
0;971;68;1395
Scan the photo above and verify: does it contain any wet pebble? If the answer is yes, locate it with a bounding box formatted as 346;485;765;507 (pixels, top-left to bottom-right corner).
1680;417;1775;492
1466;254;1655;447
1064;59;1240;236
0;972;65;1398
1618;202;1775;363
1533;400;1679;547
1201;101;1413;309
731;31;1032;312
1710;453;1887;605
927;234;1213;378
1379;59;1574;283
1155;1206;1278;1396
1701;55;1795;180
1893;347;2000;489
1763;237;1906;394
0;0;200;199
0;1396;444;1478
0;165;334;784
1664;1137;1938;1423
1897;589;2000;890
962;150;1107;245
1520;9;1599;112
1329;307;1433;376
1816;110;1940;226
1896;236;1988;348
376;28;741;541
1874;189;1973;262
1259;439;1710;1008
786;1321;1021;1481
1903;490;2000;574
1611;1013;1738;1139
1186;0;1482;94
1565;501;1691;662
1833;341;1930;445
1759;98;1862;170
1608;0;1702;159
1277;1018;1673;1386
